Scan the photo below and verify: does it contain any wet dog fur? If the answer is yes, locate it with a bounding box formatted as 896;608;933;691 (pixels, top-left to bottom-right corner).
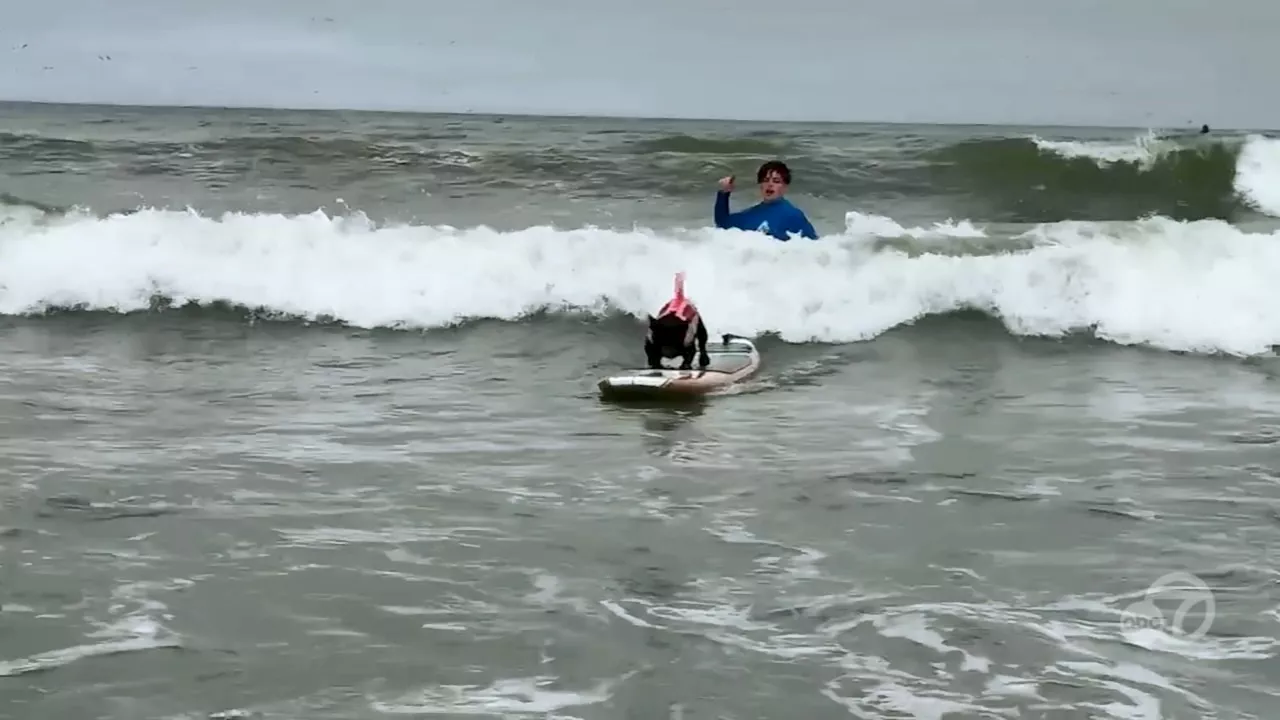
645;311;710;370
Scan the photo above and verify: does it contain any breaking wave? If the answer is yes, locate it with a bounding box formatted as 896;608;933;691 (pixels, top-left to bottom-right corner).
2;202;1279;357
927;132;1280;222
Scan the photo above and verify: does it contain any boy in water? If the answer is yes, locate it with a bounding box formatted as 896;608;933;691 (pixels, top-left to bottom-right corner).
713;160;818;241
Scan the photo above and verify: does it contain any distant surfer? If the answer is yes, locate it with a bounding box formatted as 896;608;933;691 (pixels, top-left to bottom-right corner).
714;160;818;241
645;272;711;370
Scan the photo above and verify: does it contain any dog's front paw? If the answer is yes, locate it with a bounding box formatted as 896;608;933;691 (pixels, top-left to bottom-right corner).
698;353;711;368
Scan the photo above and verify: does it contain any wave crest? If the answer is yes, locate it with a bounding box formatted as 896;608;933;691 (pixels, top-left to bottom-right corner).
2;205;1278;357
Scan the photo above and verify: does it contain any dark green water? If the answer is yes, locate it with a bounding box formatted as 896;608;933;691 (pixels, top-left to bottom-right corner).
2;102;1280;719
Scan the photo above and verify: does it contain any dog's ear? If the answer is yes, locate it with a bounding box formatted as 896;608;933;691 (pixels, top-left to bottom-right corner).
647;314;657;326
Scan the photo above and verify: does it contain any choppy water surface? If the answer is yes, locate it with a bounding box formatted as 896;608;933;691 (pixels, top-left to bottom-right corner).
1;315;1278;719
2;103;1280;719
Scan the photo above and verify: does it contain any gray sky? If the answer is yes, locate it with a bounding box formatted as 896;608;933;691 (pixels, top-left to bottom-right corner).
3;0;1276;129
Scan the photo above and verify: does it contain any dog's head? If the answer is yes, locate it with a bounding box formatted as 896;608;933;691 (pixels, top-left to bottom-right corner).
647;271;701;346
647;312;693;346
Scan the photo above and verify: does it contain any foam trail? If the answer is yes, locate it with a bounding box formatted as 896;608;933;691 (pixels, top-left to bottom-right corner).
1030;130;1173;167
2;208;1280;356
843;211;987;240
1236;135;1280;217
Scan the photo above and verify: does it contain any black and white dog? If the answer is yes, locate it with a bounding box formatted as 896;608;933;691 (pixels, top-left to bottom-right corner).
644;272;710;370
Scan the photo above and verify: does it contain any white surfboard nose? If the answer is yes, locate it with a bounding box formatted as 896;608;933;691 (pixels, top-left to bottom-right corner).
602;375;675;388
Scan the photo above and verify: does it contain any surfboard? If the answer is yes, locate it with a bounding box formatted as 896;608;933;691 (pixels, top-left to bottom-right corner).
597;335;760;399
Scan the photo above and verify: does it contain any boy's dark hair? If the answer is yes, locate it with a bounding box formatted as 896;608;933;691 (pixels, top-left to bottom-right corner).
756;160;791;184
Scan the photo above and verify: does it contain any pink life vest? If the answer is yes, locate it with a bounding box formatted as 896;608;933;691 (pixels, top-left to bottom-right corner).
657;272;697;321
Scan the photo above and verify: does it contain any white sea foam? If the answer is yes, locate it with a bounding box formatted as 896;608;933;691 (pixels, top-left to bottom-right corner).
1031;129;1175;167
2;205;1280;356
370;675;620;716
0;579;184;678
1236;134;1280;217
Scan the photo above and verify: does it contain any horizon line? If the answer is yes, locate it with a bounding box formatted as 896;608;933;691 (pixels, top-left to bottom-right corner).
0;98;1250;135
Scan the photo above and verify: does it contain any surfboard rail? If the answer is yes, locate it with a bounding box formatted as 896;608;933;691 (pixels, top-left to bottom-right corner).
597;334;759;398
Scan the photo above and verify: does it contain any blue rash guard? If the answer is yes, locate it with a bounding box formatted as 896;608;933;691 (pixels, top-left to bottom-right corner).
713;191;818;241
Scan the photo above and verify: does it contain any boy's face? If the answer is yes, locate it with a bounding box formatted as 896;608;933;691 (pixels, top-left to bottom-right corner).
759;170;787;200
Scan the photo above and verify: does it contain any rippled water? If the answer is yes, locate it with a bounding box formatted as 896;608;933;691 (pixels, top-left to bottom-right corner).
2;315;1278;719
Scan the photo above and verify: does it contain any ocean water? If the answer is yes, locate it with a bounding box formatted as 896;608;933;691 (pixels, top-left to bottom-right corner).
2;101;1280;719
